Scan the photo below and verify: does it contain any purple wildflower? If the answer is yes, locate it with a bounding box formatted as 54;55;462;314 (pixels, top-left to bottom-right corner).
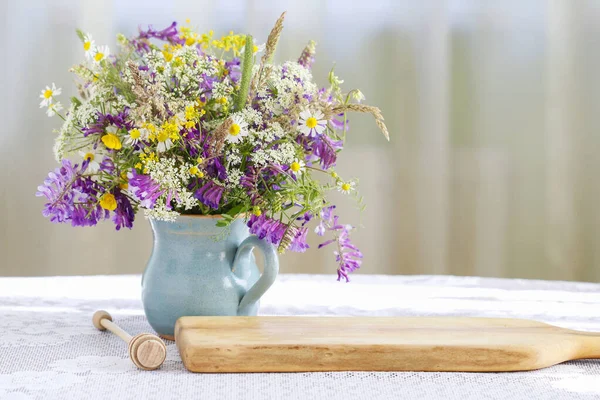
128;169;164;208
194;181;224;209
288;227;309;252
199;73;218;93
247;214;287;246
205;157;227;181
36;159;108;227
83;108;134;136
240;166;262;205
296;212;313;226
311;135;343;170
131;22;185;52
329;113;349;131
225;58;241;83
99;157;115;173
112;190;135;230
316;206;363;282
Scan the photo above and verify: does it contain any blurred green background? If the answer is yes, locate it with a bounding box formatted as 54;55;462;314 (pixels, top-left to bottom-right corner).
2;0;600;281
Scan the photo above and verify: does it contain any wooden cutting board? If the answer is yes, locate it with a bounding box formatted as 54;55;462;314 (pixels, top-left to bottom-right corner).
174;316;600;373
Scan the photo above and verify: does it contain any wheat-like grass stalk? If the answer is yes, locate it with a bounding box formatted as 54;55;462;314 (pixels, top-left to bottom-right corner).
331;104;390;141
127;61;166;120
250;12;286;96
210;118;233;156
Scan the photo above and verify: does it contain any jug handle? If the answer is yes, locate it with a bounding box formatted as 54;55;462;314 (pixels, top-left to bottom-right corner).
233;235;279;315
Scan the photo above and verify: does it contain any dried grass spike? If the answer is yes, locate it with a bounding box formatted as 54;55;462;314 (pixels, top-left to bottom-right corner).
332;104;390;141
263;11;286;65
211;118;233;156
250;12;287;95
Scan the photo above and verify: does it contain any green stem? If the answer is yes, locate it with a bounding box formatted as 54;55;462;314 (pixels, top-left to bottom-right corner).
235;35;254;111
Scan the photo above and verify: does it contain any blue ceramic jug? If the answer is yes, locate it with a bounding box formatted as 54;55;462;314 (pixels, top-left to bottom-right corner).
141;215;279;339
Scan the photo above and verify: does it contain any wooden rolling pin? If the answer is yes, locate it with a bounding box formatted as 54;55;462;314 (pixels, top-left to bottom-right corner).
93;310;167;371
175;316;600;373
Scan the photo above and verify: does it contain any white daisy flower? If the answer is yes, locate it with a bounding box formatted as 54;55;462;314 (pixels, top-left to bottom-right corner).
156;131;173;153
79;149;101;173
82;34;96;59
337;180;356;194
93;45;110;63
225;114;249;144
124;128;145;146
46;101;63;117
298;109;327;137
289;159;306;176
39;83;62;107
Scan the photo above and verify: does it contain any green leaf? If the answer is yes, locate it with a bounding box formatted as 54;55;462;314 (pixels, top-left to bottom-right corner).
71;97;82;108
235;35;254;111
216;220;230;227
76;29;86;42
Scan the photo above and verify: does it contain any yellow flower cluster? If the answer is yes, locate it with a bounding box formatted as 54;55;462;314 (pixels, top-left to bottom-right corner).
161;21;252;59
195;29;247;56
137;150;159;173
146;118;179;143
184;104;205;130
188;157;205;178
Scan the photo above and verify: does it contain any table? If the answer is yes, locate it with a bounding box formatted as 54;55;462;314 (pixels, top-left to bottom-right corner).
1;274;599;400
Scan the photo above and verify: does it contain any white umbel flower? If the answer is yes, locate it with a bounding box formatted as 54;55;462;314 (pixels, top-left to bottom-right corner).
298;109;327;137
225;114;249;144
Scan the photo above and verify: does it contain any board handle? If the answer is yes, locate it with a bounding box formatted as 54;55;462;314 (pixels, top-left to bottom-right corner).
573;331;600;359
233;235;279;315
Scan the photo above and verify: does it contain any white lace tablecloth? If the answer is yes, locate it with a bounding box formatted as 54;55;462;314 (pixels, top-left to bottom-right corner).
1;274;599;400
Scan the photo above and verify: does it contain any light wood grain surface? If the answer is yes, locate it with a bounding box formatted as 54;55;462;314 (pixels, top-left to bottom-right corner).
175;316;600;373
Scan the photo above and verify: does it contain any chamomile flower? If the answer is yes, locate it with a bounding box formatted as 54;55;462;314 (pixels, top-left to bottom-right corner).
39;83;62;107
337;180;356;194
156;130;173;152
82;34;96;59
79;149;101;172
124;128;145;146
298;109;327;137
46;102;63;117
93;45;110;63
225;114;249;144
289;159;306;176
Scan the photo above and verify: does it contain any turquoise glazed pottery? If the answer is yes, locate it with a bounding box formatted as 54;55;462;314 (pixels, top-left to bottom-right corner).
142;215;279;339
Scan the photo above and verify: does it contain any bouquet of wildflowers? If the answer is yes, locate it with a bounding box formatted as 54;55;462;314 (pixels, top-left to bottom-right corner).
36;13;389;281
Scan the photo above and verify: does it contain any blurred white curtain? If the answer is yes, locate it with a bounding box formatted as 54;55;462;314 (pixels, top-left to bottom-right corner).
2;0;600;281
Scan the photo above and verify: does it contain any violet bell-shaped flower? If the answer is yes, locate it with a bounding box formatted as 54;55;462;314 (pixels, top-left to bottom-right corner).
194;181;224;210
36;159;108;227
128;169;164;209
316;206;363;281
298;40;317;69
132;22;185;52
